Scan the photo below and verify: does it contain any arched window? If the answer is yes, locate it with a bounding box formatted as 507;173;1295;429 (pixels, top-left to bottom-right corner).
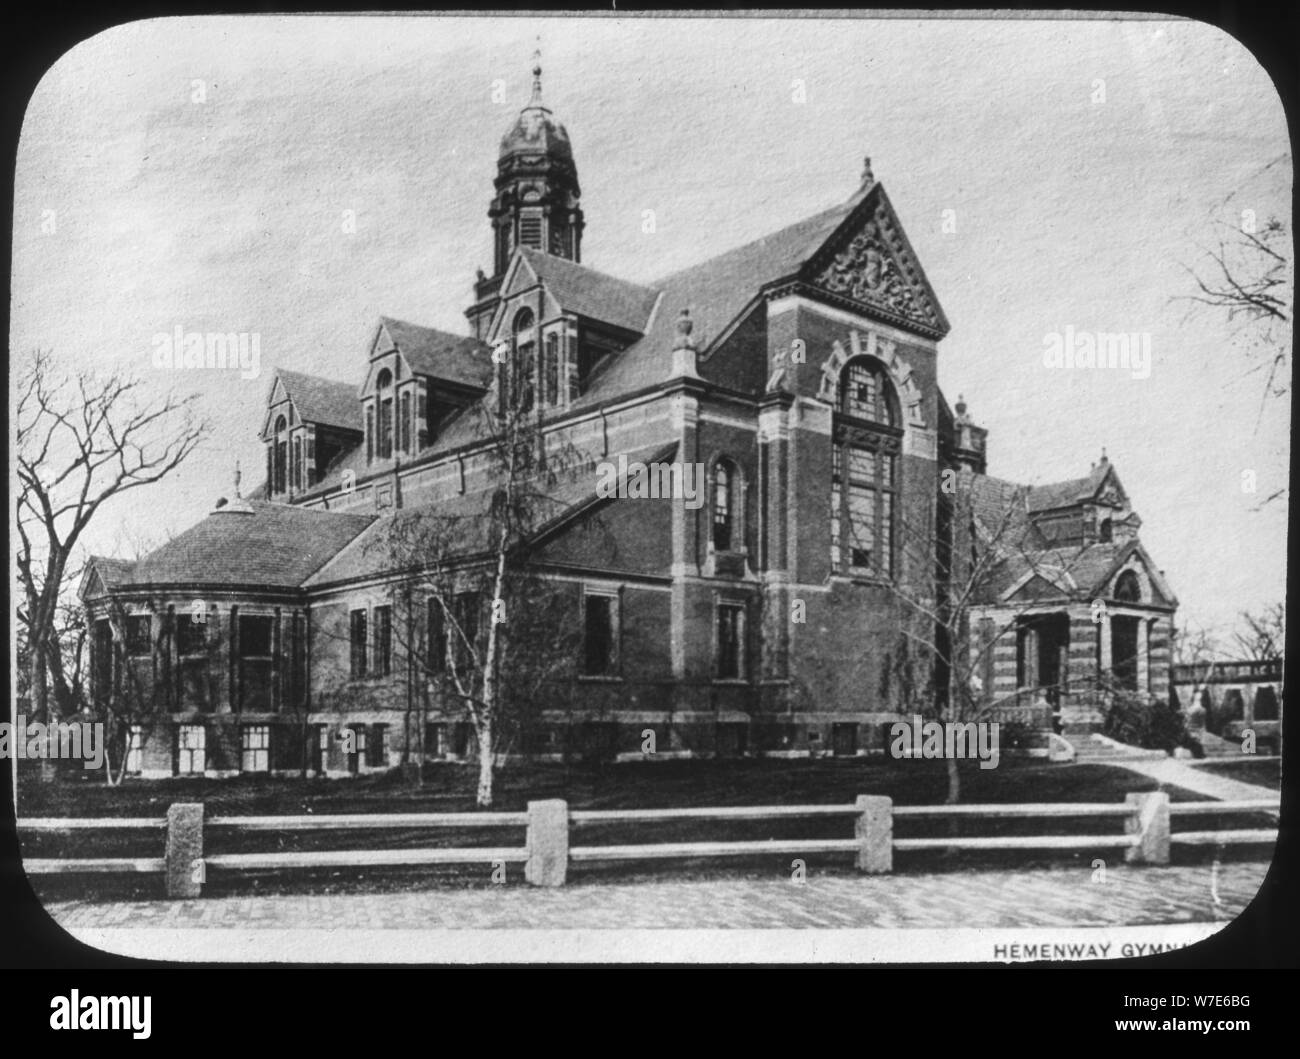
712;458;741;552
273;415;287;494
1113;569;1141;602
831;357;899;576
376;368;393;459
513;309;536;414
1098;517;1113;543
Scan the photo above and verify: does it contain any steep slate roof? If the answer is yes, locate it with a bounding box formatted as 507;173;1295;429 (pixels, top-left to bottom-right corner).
276;369;362;432
1026;462;1112;512
518;249;660;334
380;316;494;390
84;557;137;593
305;440;678;588
571;195;864;408
96;502;375;590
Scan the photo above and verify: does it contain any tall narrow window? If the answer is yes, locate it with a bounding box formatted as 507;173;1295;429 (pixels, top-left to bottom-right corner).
582;592;619;677
513;309;536;414
273;415;288;493
125;615;152;657
832;357;899;578
291;436;302;492
716;603;745;680
350;609;368;678
544;332;561;407
452;592;479;672
400;391;411;454
376;369;393;459
712;459;740;551
125;725;144;775
365;406;375;464
373;605;392;677
426;597;446;673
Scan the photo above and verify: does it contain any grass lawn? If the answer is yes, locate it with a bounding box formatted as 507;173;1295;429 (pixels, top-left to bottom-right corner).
20;757;1274;900
1188;757;1282;790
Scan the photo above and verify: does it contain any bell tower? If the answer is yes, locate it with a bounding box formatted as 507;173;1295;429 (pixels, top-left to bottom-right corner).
467;49;584;339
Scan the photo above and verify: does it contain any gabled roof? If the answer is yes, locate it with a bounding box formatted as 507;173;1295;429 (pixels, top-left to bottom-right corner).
274;369;363;433
516;249;660;334
84;502;375;592
1027;461;1118;512
379;317;493;390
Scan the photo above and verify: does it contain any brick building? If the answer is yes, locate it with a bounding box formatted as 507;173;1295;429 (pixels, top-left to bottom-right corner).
80;59;1177;777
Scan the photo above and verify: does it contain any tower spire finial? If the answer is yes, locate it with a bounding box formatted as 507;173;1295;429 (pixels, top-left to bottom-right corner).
530;38;543;106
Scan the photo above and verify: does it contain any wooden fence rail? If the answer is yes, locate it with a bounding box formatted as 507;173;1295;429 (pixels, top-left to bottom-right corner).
18;790;1280;896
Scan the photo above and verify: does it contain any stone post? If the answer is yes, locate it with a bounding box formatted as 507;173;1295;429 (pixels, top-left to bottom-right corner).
165;802;205;898
525;799;569;887
855;795;893;873
1124;791;1170;865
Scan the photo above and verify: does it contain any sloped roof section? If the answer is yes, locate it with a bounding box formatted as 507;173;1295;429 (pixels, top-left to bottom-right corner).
1027;462;1113;512
305;439;678;588
380;317;493;390
276;369;363;432
94;502;375;590
518;248;660;334
570;196;862;408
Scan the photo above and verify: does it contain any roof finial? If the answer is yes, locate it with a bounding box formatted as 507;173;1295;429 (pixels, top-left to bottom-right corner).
1100;447;1108;465
530;39;543;106
234;459;242;499
860;155;875;187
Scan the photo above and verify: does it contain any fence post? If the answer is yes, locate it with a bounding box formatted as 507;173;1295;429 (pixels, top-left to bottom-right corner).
526;799;568;887
855;795;892;873
165;802;205;898
1124;791;1170;865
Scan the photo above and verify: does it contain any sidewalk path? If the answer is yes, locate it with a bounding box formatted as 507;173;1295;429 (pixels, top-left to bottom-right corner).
1105;758;1280;803
44;861;1270;931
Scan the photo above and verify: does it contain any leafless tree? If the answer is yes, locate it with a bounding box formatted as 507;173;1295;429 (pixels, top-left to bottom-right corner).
887;471;1093;804
15;349;209;738
1232;603;1285;668
356;359;594;807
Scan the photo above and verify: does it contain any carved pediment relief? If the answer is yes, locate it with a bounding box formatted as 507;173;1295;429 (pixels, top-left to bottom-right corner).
803;189;947;336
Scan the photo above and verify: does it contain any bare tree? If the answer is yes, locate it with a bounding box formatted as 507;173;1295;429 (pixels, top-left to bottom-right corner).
887;472;1092;804
15;350;209;737
356;364;593;807
1232;603;1285;668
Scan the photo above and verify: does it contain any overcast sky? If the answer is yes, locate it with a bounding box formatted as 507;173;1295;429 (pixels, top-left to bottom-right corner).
11;13;1291;643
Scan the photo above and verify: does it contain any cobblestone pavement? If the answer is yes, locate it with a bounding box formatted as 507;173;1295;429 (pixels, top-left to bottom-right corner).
45;861;1269;931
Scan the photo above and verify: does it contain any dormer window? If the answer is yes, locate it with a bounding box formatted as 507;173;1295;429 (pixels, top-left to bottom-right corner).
376;368;393;459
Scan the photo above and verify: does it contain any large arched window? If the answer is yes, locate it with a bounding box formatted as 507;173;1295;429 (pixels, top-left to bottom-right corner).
831;357;899;577
376;368;394;459
712;458;741;552
273;415;288;494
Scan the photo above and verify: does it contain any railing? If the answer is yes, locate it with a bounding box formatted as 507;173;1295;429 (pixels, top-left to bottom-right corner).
20;792;1279;895
1172;660;1283;685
